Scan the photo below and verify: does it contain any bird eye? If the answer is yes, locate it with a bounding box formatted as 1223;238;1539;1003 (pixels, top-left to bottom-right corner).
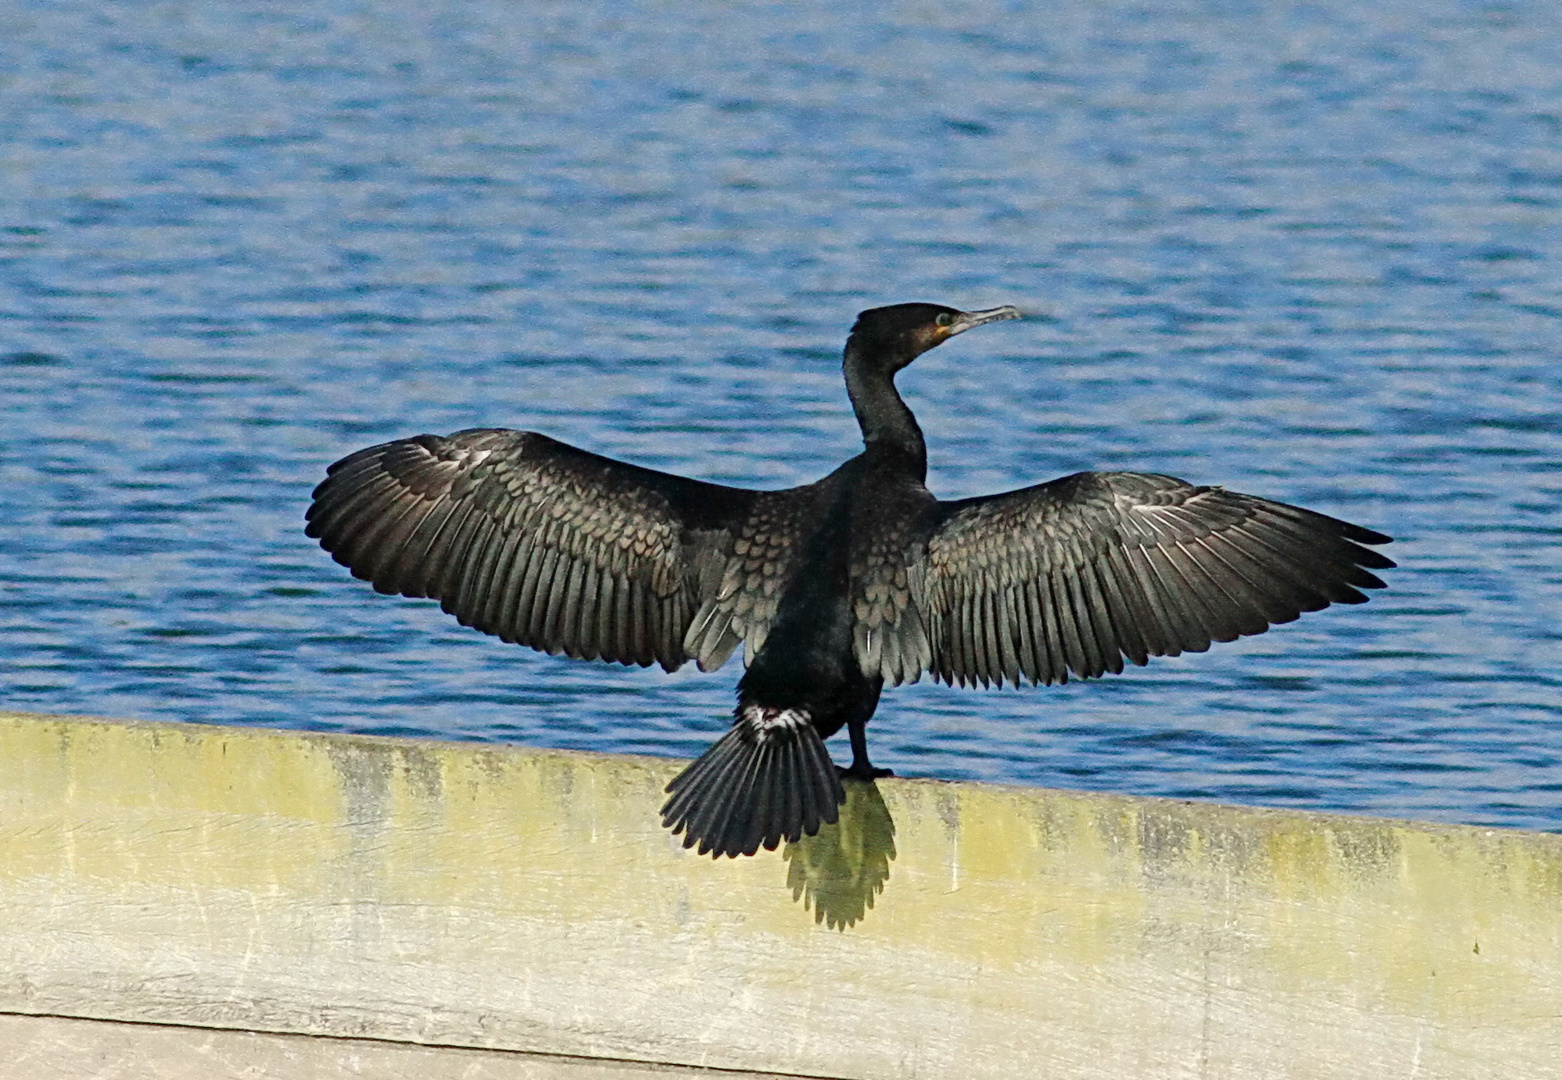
935;312;953;327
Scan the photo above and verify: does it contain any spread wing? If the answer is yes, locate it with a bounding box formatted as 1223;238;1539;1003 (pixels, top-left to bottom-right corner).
896;471;1393;688
306;428;803;672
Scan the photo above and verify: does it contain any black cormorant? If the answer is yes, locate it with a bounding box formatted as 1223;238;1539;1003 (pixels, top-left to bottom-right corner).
306;303;1393;858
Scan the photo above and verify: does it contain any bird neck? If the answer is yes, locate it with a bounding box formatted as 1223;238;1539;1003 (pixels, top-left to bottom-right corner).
843;343;928;476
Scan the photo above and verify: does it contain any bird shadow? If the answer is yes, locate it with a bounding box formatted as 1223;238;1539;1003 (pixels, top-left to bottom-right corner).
781;779;896;930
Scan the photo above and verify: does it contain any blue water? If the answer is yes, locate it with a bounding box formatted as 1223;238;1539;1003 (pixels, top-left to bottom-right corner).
2;0;1558;830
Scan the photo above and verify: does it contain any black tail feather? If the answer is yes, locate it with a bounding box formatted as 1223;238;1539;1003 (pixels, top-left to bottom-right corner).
806;732;838;834
662;705;845;858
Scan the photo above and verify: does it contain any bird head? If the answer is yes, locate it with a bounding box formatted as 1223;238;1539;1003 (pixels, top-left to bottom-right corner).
845;302;1021;373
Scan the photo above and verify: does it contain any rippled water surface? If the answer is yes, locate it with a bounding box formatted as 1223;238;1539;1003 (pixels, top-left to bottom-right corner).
3;0;1559;829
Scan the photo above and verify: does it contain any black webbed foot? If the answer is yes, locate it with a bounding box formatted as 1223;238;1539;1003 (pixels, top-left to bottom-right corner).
837;762;894;781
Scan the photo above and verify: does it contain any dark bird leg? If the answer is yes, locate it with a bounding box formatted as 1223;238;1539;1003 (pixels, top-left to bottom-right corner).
841;714;893;780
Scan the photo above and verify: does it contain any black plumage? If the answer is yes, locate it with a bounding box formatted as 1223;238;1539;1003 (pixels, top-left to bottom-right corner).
306;302;1394;858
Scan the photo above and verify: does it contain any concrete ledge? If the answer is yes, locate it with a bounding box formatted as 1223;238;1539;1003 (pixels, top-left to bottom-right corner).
1;710;1558;1079
1;1013;797;1079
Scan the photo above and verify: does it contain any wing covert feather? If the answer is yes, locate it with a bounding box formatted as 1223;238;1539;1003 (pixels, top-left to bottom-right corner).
684;489;815;670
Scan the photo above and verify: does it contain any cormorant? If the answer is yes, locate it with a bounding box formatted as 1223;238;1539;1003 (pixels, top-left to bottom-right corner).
306;303;1393;858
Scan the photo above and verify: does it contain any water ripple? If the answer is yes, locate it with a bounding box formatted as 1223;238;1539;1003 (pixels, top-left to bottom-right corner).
2;0;1558;831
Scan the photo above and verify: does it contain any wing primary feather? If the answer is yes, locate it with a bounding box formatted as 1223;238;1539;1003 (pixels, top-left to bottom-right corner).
1014;581;1043;684
523;546;561;646
360;495;438;592
489;540;534;643
1265;501;1394;553
613;573;636;661
937;597;962;687
422;498;484;600
446;516;500;626
1166;541;1247;643
629;582;653;666
974;588;996;688
310;471;402;550
476;532;524;638
967;589;987;688
1220;528;1331;610
1180;538;1270;637
1196;533;1303;625
1063;564;1107;678
652;596;673;670
594;569;620;662
943;591;966;687
309;449;385;497
559;559;587;658
1253;512;1384;587
469;522;518;633
1062;549;1113;676
537;546;573;652
1118;543;1186;655
1236;517;1363;604
577;560;604;660
1140;545;1212;653
1036;575;1070;684
880;621;903;686
1048;570;1088;681
995;587;1022;686
963;590;983;688
1078;560;1126;676
1090;550;1144;665
987;585;1012;687
905;603;932;683
685;601;721;668
511;543;549;642
342;490;428;588
392;496;463;598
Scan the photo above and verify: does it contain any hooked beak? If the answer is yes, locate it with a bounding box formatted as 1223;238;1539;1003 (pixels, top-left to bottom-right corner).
946;305;1023;337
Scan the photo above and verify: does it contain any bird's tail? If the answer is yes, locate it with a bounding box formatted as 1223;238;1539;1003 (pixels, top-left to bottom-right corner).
661;704;845;858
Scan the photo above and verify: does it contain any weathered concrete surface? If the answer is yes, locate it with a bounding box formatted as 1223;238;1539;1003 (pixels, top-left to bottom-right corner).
2;1014;801;1079
0;710;1558;1080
